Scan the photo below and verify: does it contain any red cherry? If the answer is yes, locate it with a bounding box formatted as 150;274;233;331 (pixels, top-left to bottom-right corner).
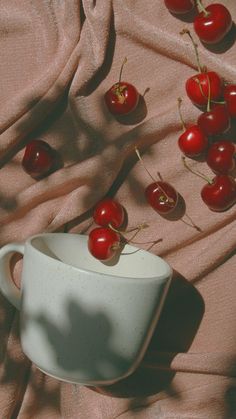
201;175;236;212
181;30;223;107
224;84;236;118
194;3;232;44
88;227;120;261
22;139;55;178
105;81;139;116
178;125;208;157
145;181;178;214
164;0;194;14
104;58;139;116
186;71;223;107
93;198;124;229
206;141;236;174
197;104;230;136
183;156;236;212
177;98;208;157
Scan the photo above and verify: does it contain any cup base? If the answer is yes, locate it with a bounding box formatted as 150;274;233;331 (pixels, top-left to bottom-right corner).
33;363;135;387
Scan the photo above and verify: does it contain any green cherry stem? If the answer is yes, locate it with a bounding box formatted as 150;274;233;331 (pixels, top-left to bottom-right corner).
195;0;210;17
177;98;186;131
181;214;202;232
206;73;211;112
135;147;175;205
194;78;226;105
119;57;127;84
135;147;157;183
109;222;149;243
182;156;213;184
180;28;203;73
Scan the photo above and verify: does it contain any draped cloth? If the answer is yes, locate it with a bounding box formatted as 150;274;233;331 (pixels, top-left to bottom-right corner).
0;0;235;417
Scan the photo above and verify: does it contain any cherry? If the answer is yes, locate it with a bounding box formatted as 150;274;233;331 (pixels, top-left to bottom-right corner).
206;140;236;174
178;125;208;157
224;84;236;118
164;0;195;14
145;181;178;214
194;2;232;44
177;98;208;157
201;175;236;212
88;227;120;261
135;148;178;214
186;71;223;108
183;156;236;212
93;198;125;229
181;30;223;107
22;139;55;178
197;104;230;137
104;58;139;116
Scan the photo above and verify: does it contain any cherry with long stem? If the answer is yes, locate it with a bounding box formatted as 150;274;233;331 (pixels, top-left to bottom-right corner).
181;29;223;107
135;147;176;207
182;156;236;212
104;57;139;116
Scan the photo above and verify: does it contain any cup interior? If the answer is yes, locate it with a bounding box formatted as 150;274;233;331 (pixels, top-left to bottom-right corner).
30;234;171;280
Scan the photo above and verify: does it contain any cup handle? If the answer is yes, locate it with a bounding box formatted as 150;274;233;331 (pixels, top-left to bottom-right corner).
0;243;25;310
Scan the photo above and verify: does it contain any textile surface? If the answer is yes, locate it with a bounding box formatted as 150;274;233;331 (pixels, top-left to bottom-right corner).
0;0;235;418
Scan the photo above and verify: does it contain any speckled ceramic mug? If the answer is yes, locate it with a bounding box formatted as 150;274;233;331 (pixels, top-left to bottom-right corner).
0;233;172;386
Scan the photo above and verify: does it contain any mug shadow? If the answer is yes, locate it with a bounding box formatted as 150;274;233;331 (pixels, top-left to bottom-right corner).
22;298;131;384
93;270;205;398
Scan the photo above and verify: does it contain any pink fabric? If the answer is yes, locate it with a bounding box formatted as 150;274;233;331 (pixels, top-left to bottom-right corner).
0;0;236;417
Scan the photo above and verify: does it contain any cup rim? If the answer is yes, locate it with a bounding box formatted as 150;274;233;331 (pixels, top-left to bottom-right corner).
26;232;172;282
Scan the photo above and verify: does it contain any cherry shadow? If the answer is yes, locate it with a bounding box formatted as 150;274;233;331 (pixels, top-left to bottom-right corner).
169;7;198;23
220;118;236;143
94;271;205;399
225;385;236;418
114;95;148;126
152;193;202;232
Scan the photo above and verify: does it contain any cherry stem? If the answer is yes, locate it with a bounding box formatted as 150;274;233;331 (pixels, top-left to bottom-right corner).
135;147;175;206
194;78;205;99
195;0;210;17
126;223;149;243
181;214;202;232
180;29;202;73
135;147;157;183
109;222;149;244
135;147;175;204
143;87;150;98
206;73;211;112
182;156;212;184
119;57;127;84
111;243;121;251
130;238;163;252
177;98;186;131
194;79;225;105
157;172;164;181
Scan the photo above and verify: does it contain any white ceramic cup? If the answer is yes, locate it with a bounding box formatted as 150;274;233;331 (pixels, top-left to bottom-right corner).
0;233;172;386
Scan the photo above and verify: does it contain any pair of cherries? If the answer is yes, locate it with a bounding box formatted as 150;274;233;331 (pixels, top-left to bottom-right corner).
164;1;232;45
88;199;125;261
